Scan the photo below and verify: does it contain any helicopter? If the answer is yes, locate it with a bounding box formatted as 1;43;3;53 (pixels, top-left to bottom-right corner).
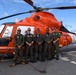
0;0;76;55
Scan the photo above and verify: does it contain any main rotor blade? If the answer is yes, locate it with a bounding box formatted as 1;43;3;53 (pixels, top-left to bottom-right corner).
0;10;35;20
23;0;37;9
43;6;76;10
23;0;33;6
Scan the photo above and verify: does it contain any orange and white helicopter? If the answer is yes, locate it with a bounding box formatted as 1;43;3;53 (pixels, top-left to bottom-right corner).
0;0;76;55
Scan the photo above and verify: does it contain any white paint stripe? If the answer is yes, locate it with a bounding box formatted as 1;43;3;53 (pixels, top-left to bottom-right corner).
68;33;76;43
70;61;76;65
67;53;76;57
68;51;76;54
60;57;70;61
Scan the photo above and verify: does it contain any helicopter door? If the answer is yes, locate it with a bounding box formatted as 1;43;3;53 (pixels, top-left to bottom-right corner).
17;26;34;35
0;26;13;46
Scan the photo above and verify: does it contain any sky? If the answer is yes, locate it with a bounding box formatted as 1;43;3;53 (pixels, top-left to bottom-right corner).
0;0;76;32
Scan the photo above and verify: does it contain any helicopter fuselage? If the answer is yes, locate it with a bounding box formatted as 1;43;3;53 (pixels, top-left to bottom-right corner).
0;12;76;54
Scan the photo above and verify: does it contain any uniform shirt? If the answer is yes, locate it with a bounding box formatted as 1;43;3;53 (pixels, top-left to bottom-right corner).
14;34;24;46
35;34;43;43
25;33;34;43
44;33;52;43
52;32;60;41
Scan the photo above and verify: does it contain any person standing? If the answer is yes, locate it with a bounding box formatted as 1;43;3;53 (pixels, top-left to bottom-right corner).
24;28;34;63
51;27;61;60
25;30;27;35
12;28;24;66
43;28;52;61
34;28;43;62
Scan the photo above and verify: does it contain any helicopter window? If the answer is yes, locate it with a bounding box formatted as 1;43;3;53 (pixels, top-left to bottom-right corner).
0;25;5;33
17;26;34;35
2;26;13;38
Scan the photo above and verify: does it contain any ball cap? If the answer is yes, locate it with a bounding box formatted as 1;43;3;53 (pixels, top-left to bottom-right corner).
17;28;21;31
53;27;57;30
37;28;40;30
28;28;31;31
46;28;49;31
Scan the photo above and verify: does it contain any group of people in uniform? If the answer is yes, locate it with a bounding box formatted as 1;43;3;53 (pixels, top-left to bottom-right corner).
12;27;61;66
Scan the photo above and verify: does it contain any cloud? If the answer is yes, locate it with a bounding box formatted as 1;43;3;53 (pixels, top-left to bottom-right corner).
32;0;74;7
70;29;76;32
55;0;65;3
64;24;72;28
55;0;76;5
4;12;9;16
12;0;76;8
33;0;52;7
13;0;25;3
48;10;53;12
13;9;17;12
59;18;65;21
0;5;3;9
73;0;76;5
2;0;7;3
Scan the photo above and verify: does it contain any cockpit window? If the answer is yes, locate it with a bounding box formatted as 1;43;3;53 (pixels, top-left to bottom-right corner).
0;25;5;33
2;26;13;38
